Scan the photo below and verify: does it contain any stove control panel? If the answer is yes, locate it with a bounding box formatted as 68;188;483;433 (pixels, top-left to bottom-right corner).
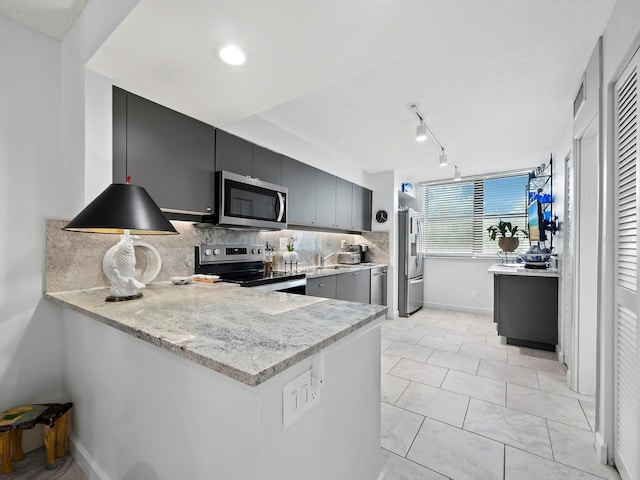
197;244;265;265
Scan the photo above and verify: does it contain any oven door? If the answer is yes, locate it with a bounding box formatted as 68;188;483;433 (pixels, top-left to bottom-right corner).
218;171;288;229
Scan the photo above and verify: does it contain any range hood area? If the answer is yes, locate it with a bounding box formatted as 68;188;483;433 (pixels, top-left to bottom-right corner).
113;87;373;234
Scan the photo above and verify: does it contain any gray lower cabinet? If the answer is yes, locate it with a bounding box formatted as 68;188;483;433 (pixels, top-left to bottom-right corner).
493;273;558;349
337;270;371;304
306;275;337;299
113;87;215;216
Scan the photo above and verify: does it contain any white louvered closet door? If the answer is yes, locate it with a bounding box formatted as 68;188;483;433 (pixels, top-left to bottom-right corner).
614;49;640;480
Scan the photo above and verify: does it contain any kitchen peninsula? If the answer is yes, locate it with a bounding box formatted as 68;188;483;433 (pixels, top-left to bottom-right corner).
45;281;386;480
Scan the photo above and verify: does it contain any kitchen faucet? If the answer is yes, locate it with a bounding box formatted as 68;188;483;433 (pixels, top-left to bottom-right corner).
319;251;337;266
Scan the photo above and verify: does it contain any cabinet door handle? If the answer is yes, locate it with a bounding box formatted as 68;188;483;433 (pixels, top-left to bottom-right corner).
319;283;324;287
206;207;212;212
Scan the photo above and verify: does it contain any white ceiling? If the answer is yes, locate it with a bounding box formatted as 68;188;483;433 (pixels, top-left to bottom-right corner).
0;0;87;40
33;0;619;183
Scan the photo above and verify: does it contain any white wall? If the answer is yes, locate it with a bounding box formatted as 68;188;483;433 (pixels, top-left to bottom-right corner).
0;0;139;454
424;258;495;315
369;170;398;318
0;15;65;426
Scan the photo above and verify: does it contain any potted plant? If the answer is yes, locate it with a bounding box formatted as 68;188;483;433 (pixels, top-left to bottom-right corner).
487;220;525;252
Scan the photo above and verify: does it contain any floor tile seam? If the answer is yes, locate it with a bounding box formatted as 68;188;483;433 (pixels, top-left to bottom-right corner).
381;340;395;353
396;399;468;429
402;415;426;460
545;418;555;462
577;398;595;431
384;370;448;389
405;420;505;479
380;446;450;479
476;372;539;390
505;444;612;480
461;416;554;460
535;385;596;403
439;383;507;407
503;443;506;480
510;445;613;480
391;379;414;406
501;403;593;432
508;381;590;406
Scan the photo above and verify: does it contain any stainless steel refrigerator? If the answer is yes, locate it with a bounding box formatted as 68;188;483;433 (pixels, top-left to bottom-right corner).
398;209;424;317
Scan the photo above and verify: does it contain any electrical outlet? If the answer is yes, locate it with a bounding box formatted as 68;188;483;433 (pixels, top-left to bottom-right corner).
279;238;288;250
341;240;348;249
471;290;478;298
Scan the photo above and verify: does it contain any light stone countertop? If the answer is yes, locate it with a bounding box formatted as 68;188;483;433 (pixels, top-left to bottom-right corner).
488;263;560;278
45;282;387;387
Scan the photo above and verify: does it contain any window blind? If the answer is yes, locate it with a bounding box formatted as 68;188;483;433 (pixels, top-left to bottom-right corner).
420;173;529;255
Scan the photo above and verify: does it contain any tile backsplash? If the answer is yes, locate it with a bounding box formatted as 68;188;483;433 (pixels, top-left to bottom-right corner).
46;220;389;292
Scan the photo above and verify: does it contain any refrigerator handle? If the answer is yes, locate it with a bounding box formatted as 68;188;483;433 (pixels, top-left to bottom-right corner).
416;218;423;272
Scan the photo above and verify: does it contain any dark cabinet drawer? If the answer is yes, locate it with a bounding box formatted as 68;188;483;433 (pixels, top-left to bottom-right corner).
306;275;337;296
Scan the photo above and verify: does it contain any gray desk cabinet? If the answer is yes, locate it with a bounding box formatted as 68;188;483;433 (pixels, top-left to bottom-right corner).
337;270;371;304
493;273;558;349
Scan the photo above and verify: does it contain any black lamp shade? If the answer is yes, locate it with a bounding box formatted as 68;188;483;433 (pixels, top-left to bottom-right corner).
63;184;178;235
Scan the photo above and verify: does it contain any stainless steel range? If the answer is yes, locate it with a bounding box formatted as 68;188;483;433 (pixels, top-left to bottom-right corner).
195;244;306;292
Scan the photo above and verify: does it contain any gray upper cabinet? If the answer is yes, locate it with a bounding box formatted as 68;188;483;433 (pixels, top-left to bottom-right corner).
316;170;337;227
252;144;282;185
114;87;215;216
337;270;371;304
281;155;317;225
215;130;252;177
216;130;283;185
335;178;353;229
352;184;372;232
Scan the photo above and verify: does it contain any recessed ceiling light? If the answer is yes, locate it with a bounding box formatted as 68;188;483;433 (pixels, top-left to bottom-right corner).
219;45;246;66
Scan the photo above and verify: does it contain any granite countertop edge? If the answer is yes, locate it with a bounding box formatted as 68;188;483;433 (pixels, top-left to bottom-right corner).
44;286;387;387
488;264;560;278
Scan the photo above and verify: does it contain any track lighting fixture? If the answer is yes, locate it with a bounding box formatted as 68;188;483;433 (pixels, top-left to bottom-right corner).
416;124;428;142
410;104;461;179
439;149;448;167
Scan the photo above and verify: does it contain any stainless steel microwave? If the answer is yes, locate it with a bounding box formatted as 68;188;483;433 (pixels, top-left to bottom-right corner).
216;170;288;229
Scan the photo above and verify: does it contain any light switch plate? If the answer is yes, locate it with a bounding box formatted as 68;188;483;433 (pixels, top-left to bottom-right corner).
283;368;321;430
279;238;288;250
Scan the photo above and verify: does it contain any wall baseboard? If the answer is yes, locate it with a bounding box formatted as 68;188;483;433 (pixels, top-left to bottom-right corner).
424;302;492;316
70;435;111;480
594;432;608;464
386;309;400;319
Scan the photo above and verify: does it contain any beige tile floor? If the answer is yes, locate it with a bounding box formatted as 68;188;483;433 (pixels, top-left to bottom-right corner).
380;308;621;480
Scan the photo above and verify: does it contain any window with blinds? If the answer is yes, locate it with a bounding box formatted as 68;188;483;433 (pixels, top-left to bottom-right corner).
420;174;529;255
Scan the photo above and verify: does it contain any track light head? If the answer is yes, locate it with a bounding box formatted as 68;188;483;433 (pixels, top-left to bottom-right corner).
454;167;461;181
416;124;428;142
439;150;448;167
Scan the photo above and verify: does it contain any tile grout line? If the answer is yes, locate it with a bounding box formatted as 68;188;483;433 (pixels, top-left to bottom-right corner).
402;415;426;459
545;418;555;462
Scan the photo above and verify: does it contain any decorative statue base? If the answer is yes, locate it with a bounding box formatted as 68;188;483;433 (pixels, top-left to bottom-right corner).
105;231;146;302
